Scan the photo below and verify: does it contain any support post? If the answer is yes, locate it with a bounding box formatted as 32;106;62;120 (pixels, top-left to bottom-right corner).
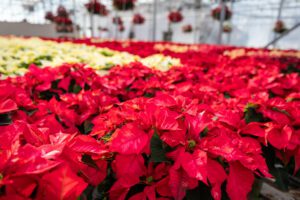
152;0;158;41
217;0;226;44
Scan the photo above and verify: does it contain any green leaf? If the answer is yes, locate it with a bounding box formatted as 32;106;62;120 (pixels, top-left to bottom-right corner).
0;114;12;126
144;93;154;98
244;103;264;124
81;154;98;169
102;63;115;70
281;64;300;74
150;131;168;163
73;85;82;94
200;127;209;138
19;62;30;69
248;178;263;200
77;121;94;135
100;51;114;57
273;168;289;191
223;92;231;99
186;181;213;200
68;79;82;94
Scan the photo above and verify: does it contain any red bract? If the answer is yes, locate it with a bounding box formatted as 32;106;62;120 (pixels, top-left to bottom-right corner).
226;162;254;200
37;164;87;200
110;123;149;154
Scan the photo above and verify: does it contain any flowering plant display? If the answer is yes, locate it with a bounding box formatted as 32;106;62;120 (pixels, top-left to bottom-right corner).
274;20;287;34
168;11;183;23
85;0;108;16
211;5;232;21
132;13;145;25
182;24;193;33
113;0;136;11
0;36;299;200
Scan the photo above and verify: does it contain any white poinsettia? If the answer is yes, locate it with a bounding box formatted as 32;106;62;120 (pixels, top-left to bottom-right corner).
0;37;182;76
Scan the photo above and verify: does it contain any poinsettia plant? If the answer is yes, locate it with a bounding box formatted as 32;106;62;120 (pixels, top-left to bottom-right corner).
113;16;123;25
45;11;54;21
133;13;145;25
168;11;183;23
274;20;287;34
44;5;73;33
182;24;193;33
211;5;232;21
85;0;108;16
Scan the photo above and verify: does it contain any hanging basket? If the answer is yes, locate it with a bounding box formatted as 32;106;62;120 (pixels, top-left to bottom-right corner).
182;24;193;33
273;20;287;34
85;0;108;16
51;6;73;33
57;5;68;17
132;13;145;25
45;11;54;21
118;25;125;32
113;0;135;11
211;6;232;21
168;11;183;23
223;23;232;33
112;16;123;25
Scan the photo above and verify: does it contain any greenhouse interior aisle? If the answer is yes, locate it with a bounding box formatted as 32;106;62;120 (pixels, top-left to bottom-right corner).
0;0;300;200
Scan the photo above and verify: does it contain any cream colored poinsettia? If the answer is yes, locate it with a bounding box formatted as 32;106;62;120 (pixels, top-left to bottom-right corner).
141;54;182;72
0;37;138;75
0;37;181;76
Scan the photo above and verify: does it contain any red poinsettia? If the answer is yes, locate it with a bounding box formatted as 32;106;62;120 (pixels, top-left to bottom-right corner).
274;20;287;34
57;5;68;17
85;0;108;16
45;11;54;21
211;5;232;21
168;11;183;23
132;13;145;25
182;24;192;33
112;16;123;25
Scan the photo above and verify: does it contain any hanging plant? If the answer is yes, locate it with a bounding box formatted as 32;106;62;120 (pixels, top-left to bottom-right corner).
119;25;125;32
211;5;232;21
57;5;68;17
112;16;123;25
48;6;74;33
273;20;287;34
223;23;232;33
168;11;183;23
182;24;193;33
85;0;108;16
113;0;135;11
98;27;108;32
132;13;145;25
45;11;54;22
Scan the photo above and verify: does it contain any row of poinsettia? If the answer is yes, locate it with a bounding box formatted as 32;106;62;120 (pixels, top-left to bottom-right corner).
0;38;300;199
0;37;183;76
